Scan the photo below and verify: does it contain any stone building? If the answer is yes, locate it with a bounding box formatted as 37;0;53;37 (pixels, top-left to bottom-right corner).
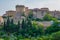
32;8;49;19
25;7;30;17
3;5;60;24
3;10;16;17
32;8;60;19
13;5;32;24
13;5;25;24
3;5;30;24
0;16;4;25
48;10;60;19
3;10;16;22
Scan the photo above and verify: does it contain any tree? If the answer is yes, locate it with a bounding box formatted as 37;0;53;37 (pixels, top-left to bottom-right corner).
3;21;6;32
17;21;20;34
43;13;53;21
32;21;44;37
6;17;10;26
17;21;20;29
3;17;17;33
27;18;32;28
4;17;10;32
21;19;27;37
45;21;60;34
28;11;33;19
10;19;14;24
51;31;60;40
26;19;33;36
21;19;25;29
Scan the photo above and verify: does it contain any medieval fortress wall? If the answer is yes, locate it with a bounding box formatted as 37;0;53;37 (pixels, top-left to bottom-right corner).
2;5;60;24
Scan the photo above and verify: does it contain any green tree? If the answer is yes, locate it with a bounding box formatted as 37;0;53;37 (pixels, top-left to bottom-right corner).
28;11;33;19
10;19;14;24
3;21;6;32
51;31;60;40
18;21;20;28
32;21;44;37
21;19;25;29
17;21;20;34
43;13;53;21
45;21;60;34
3;17;17;33
21;19;27;37
26;19;32;37
4;17;10;32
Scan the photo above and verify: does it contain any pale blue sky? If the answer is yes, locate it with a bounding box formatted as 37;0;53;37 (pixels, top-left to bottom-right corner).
0;0;60;16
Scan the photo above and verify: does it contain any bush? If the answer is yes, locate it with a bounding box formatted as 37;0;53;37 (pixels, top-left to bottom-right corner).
51;31;60;40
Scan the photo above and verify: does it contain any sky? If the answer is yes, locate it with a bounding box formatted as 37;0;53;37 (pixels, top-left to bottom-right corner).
0;0;60;16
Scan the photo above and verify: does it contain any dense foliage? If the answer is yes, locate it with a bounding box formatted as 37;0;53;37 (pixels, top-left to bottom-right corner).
0;14;60;40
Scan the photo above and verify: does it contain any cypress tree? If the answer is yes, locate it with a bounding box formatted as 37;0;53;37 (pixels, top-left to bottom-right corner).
6;17;10;32
17;21;20;33
27;18;32;28
17;21;20;29
3;21;6;31
6;17;10;26
11;19;14;24
21;19;25;29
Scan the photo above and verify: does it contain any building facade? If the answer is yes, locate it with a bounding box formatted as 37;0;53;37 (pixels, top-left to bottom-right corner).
32;8;49;19
3;5;60;24
0;16;4;25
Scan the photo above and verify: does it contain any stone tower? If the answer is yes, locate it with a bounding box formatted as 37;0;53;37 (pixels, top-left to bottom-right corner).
14;5;25;24
16;5;25;13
